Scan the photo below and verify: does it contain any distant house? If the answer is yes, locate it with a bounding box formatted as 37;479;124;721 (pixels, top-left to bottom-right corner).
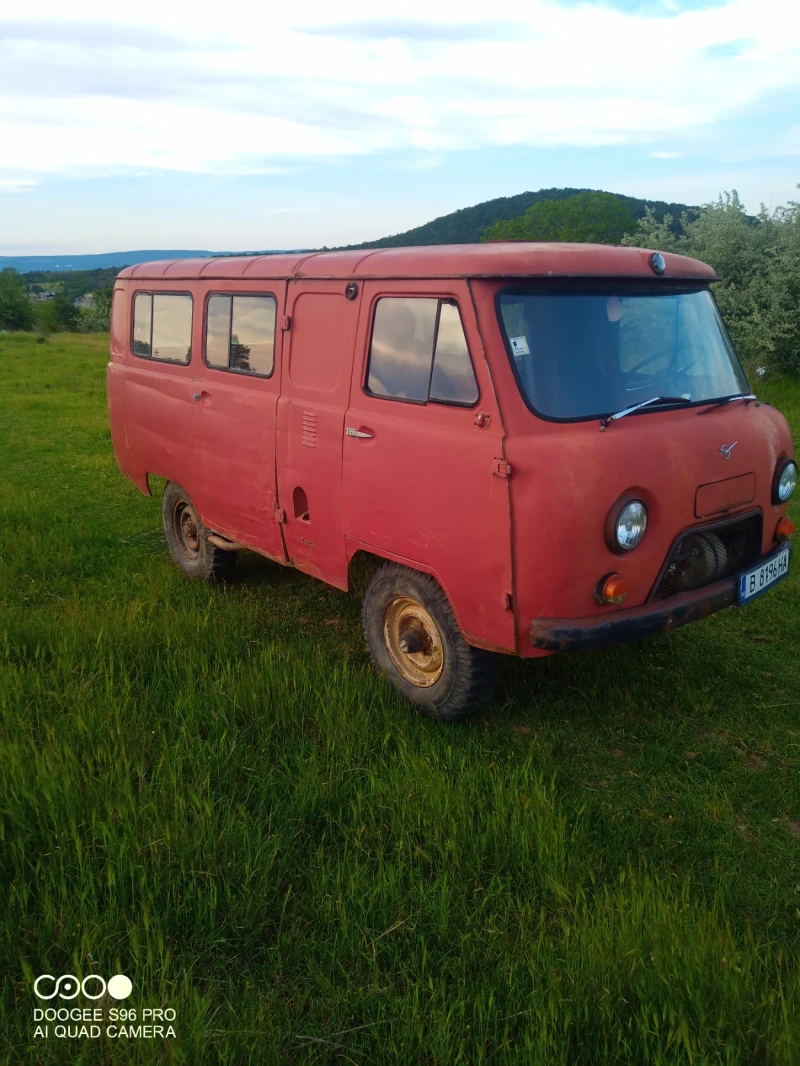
74;293;96;310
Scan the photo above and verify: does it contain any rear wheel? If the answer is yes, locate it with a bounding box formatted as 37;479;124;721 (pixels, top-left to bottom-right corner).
162;482;236;582
362;563;496;721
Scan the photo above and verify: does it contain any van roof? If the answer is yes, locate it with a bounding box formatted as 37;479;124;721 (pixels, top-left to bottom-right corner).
116;242;718;282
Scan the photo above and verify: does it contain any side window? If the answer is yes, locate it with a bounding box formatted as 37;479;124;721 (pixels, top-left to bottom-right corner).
366;297;478;406
204;294;276;377
367;298;436;401
109;288;126;351
430;302;479;405
131;292;192;364
132;293;152;356
206;295;231;368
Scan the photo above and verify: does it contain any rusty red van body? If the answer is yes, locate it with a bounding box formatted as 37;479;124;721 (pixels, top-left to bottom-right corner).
107;243;795;720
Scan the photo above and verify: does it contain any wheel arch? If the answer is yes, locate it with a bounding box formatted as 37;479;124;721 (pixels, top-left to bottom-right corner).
346;541;511;654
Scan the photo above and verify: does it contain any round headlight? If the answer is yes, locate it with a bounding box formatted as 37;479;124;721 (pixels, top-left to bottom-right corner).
615;500;648;552
774;459;797;504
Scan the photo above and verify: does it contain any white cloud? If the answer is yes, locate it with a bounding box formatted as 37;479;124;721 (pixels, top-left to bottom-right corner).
0;0;799;180
0;177;37;192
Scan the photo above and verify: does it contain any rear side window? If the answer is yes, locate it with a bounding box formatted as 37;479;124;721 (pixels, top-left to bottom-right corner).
132;293;152;356
366;297;479;406
109;288;126;351
132;292;192;364
205;294;276;377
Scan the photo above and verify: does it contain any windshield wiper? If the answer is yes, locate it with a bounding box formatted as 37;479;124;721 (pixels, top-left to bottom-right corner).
600;395;691;431
696;393;757;415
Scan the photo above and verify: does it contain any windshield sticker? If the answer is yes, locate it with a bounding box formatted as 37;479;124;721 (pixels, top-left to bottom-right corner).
510;336;530;357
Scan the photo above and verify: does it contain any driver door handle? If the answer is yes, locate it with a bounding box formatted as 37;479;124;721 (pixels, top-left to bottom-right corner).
346;427;374;439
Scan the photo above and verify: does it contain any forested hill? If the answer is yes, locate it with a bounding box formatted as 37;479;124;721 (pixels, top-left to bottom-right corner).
342;188;698;249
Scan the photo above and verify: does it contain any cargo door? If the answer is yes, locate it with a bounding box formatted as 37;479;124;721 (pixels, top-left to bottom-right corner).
190;283;286;561
275;280;360;589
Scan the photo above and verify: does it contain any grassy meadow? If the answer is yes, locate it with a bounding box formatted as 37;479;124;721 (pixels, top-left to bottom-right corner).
1;331;800;1064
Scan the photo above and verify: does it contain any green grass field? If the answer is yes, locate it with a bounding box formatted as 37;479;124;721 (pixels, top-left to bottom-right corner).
1;332;799;1064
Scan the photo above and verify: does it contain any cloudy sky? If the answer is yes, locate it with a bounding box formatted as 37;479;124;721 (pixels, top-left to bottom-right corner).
1;0;798;253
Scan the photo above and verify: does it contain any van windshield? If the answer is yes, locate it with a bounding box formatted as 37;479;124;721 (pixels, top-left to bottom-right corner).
497;285;749;421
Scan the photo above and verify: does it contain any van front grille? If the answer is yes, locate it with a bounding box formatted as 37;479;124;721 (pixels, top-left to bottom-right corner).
651;513;762;601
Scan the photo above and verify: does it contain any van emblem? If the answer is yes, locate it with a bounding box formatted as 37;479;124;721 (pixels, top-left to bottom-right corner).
719;441;738;460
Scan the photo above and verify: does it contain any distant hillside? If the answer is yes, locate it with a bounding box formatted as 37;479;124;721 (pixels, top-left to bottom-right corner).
341;188;699;249
3;189;699;281
0;249;293;274
24;267;123;302
0;250;217;274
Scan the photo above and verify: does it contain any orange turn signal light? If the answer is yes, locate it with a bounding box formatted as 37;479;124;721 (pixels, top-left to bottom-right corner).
776;517;796;541
597;573;629;605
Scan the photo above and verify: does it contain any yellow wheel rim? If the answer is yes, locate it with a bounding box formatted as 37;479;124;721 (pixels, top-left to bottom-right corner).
383;597;444;688
173;499;200;560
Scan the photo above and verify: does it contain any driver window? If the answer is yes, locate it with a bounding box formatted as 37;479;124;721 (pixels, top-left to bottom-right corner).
367;298;436;400
366;297;478;406
430;302;479;405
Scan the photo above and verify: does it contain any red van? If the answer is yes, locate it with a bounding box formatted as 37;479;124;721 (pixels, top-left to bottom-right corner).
107;244;795;720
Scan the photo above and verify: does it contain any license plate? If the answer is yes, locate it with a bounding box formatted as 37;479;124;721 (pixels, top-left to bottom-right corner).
739;547;790;604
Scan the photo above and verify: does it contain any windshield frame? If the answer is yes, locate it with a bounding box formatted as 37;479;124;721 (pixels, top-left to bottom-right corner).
494;279;751;425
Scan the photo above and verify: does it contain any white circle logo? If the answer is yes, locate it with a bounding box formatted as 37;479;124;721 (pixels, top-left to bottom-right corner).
106;975;133;1000
33;974;131;1000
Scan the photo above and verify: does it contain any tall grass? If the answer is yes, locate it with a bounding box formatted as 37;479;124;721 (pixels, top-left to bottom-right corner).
1;333;799;1063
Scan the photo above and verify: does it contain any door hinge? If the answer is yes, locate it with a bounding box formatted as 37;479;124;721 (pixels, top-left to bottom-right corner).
279;315;291;331
275;508;286;524
493;460;512;479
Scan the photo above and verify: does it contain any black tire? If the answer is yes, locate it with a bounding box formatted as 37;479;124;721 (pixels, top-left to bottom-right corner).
161;482;236;582
362;562;496;722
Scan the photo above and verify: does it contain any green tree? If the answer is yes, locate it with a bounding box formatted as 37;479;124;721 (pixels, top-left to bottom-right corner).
619;204;683;254
0;267;35;331
482;191;635;244
758;196;800;372
623;188;800;373
82;288;113;332
36;294;81;333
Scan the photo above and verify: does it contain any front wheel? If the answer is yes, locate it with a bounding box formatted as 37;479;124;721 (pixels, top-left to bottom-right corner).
362;563;496;722
161;482;236;582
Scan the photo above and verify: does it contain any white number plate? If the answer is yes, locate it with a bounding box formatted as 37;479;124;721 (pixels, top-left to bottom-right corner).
739;547;790;603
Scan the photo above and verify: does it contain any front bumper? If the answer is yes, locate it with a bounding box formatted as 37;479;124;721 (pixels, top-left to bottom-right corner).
529;544;790;653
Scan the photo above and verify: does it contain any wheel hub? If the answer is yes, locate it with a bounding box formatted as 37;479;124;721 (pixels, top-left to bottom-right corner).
383;598;444;687
173;500;200;559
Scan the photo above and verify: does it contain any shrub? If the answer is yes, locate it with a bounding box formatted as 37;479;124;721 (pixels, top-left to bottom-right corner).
81;288;112;332
35;294;81;334
0;268;35;331
623;189;800;374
